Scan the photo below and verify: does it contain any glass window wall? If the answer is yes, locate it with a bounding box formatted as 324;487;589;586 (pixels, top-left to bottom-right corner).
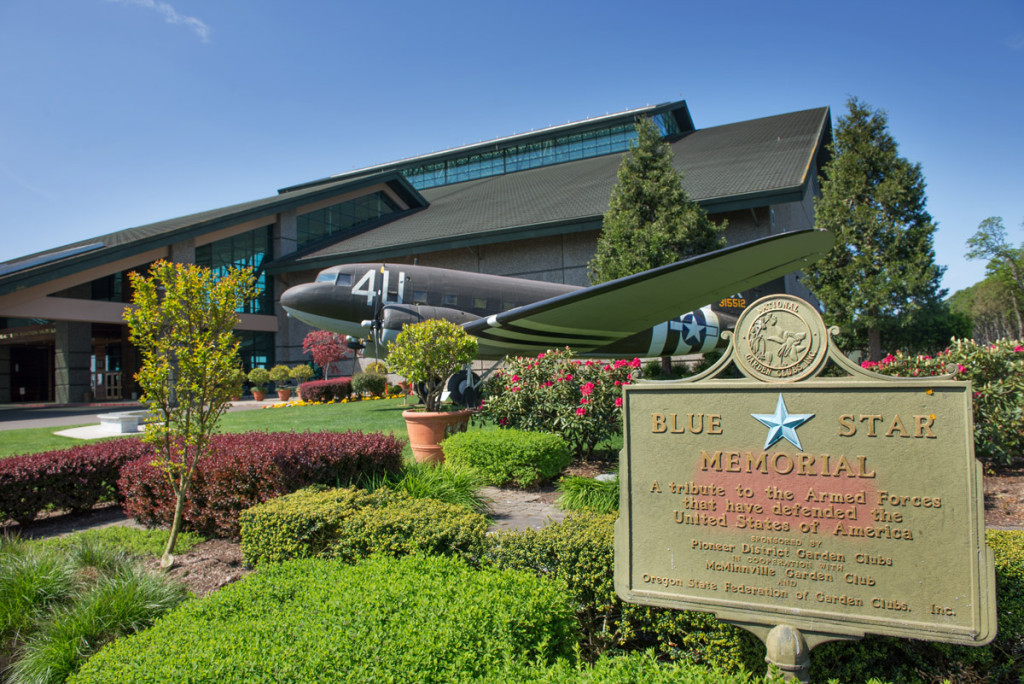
195;225;273;315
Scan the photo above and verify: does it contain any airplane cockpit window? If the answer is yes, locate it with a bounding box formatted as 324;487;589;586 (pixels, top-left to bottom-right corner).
336;273;352;287
412;291;428;305
442;294;458;307
316;273;337;284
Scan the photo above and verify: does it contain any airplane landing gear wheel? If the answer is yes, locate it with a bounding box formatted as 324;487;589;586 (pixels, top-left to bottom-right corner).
447;370;481;408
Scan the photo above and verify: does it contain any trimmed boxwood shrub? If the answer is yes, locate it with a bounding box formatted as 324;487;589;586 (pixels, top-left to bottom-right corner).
239;486;488;566
503;650;765;683
68;554;578;683
442;429;571;488
351;372;387;397
119;431;403;539
0;439;152;524
297;377;352;402
484;513;763;672
240;486;400;564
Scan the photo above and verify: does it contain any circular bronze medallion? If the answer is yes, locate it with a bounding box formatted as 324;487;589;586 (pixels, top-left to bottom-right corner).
733;295;827;382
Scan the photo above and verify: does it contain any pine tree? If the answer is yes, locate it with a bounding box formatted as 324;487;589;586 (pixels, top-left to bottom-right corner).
803;98;945;361
588;117;725;285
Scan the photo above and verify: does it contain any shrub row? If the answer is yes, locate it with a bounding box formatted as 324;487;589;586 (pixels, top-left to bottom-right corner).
0;439;152;525
119;431;403;539
484;513;763;671
864;337;1024;468
442;429;571;488
297;377;352;403
239;486;487;566
69;554;578;683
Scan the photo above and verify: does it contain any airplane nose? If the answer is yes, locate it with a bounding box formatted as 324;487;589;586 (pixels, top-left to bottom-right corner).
280;282;316;312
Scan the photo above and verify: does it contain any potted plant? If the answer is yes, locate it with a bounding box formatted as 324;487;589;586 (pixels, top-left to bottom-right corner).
290;364;314;396
387;319;478;464
247;367;270;402
269;364;293;400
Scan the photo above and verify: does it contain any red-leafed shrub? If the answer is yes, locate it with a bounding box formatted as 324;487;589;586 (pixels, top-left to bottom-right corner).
0;439;153;525
298;378;352;403
118;431;404;538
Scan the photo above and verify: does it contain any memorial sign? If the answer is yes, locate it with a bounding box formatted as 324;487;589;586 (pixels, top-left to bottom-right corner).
615;295;996;679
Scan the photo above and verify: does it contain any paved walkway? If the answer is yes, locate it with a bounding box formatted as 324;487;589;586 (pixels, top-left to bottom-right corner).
0;397;287;431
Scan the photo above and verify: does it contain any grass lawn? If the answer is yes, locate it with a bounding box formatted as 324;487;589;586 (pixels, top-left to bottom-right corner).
0;398;418;460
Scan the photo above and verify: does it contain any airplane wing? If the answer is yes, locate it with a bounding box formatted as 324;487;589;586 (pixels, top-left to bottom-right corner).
463;229;833;358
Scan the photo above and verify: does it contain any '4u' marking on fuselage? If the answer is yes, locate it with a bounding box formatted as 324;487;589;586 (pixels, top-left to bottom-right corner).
351;268;406;305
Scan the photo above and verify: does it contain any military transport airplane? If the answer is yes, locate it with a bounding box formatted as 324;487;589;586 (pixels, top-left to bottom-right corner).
280;229;832;362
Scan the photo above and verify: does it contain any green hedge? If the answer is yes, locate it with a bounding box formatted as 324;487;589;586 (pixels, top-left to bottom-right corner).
69;555;578;683
442;429;571;488
239;486;487;566
351;372;387;397
484;513;762;672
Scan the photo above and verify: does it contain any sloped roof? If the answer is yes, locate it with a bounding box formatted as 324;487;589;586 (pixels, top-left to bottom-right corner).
272;107;831;270
0;174;423;296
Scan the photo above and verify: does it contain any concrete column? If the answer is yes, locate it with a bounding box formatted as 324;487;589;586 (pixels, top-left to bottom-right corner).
0;346;10;404
273;211;304;365
55;321;92;403
274;210;298;259
170;238;196;264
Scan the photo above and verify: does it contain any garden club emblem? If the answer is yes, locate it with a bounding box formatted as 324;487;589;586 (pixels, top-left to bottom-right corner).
750;394;814;450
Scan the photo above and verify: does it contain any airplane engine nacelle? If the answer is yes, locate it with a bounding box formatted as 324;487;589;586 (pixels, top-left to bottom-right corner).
377;305;478;345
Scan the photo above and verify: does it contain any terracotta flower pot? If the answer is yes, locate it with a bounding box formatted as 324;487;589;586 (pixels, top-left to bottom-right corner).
402;408;471;464
277;388;292;401
252;389;266;402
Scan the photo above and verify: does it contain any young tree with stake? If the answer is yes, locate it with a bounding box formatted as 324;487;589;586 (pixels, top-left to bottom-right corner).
124;260;256;567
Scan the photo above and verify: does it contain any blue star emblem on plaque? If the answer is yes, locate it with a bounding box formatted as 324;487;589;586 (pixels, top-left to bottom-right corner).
751;394;814;450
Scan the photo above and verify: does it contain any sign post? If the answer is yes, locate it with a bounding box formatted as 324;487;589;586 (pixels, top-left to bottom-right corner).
615;295;996;682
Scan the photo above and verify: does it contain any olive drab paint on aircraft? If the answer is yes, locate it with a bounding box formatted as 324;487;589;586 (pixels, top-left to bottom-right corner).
280;229;834;361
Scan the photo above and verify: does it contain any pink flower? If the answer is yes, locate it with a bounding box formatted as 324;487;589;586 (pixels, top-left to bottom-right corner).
498;418;508;426
631;358;642;368
576;407;586;416
602;364;612;371
511;375;520;382
614;397;623;407
542;381;553;387
1015;346;1024;352
537;353;546;359
584;360;594;366
565;374;573;381
580;382;595;396
511;386;520;392
579;398;589;405
957;364;966;374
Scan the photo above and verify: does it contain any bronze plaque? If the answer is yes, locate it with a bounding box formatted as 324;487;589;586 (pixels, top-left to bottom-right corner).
615;298;996;646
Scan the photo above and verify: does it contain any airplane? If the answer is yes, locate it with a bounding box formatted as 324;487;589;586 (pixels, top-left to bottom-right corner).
280;229;833;371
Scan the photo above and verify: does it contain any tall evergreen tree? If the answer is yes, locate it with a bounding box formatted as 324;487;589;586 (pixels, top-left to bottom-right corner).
804;98;945;360
588;117;725;285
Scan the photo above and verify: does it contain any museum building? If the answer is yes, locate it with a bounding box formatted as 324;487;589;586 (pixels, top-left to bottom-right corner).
0;99;831;404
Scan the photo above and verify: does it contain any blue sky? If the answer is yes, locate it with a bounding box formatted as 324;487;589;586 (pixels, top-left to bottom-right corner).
1;0;1021;296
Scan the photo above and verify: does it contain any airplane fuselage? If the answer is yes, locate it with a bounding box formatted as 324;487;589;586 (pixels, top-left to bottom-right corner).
281;262;729;360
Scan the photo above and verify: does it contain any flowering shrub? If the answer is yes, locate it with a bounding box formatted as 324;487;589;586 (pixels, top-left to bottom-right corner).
864;338;1024;469
297;378;352;403
0;439;153;524
119;430;404;538
478;348;639;458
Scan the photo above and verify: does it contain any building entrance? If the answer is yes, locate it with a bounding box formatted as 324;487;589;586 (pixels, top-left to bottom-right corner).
10;344;54;402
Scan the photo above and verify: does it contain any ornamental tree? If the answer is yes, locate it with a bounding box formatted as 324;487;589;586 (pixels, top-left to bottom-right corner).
302;330;349;379
387;319;477;412
588;116;725;372
124;260;255;567
588;117;725;283
803;98;945;361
